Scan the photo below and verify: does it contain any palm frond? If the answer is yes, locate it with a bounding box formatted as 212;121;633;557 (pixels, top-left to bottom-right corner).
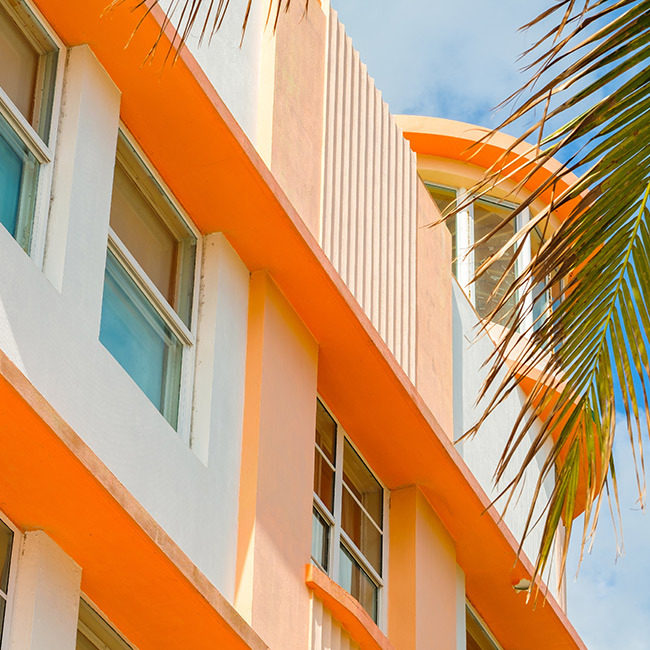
463;0;650;592
105;0;308;59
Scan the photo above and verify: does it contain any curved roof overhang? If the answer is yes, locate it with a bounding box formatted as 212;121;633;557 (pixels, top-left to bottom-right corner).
397;115;580;222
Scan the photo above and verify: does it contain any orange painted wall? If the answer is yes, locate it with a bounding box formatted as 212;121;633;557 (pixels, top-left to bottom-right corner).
389;486;458;650
236;272;319;649
415;180;454;438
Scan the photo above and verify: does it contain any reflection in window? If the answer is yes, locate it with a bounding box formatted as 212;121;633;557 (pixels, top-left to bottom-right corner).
0;1;57;252
473;198;516;326
427;184;458;277
311;400;385;623
100;134;197;430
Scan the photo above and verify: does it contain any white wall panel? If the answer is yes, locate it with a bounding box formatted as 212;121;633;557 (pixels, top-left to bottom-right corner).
310;597;360;650
321;10;417;380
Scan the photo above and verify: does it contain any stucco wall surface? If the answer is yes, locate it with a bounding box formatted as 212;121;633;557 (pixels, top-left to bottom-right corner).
156;0;266;144
451;282;560;598
0;46;249;600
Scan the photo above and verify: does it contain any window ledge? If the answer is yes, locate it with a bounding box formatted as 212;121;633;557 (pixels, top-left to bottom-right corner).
305;564;395;650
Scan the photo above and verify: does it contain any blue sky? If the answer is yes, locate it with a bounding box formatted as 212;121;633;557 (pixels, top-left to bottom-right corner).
328;1;650;648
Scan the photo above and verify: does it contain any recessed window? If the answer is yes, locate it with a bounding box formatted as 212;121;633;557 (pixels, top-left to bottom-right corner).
0;0;58;252
100;133;197;431
426;182;555;331
77;600;133;650
473;197;516;325
311;400;385;623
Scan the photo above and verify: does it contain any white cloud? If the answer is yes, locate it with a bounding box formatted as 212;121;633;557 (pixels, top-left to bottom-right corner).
331;0;550;132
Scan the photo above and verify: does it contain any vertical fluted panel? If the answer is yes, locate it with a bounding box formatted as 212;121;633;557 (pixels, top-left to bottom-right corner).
321;8;417;381
310;597;361;650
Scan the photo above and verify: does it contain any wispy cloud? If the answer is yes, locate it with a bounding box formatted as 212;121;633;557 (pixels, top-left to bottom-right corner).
331;0;550;132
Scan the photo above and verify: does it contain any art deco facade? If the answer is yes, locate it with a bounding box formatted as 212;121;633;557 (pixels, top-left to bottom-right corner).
0;0;586;648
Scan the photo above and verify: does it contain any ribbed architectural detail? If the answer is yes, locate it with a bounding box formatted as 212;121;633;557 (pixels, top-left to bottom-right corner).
310;597;361;650
321;8;417;380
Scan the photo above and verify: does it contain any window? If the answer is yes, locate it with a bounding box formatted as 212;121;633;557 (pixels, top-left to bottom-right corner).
427;183;555;331
0;0;59;254
99;133;198;433
466;603;503;650
0;515;18;649
77;600;133;650
312;400;386;624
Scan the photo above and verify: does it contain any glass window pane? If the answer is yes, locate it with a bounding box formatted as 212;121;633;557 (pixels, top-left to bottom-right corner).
311;508;330;572
0;520;13;595
315;400;336;462
427;185;458;277
343;440;382;527
341;486;382;573
110;162;180;307
314;448;335;511
0;112;38;251
531;225;551;330
473;198;516;326
339;545;378;622
100;250;183;428
0;3;38;123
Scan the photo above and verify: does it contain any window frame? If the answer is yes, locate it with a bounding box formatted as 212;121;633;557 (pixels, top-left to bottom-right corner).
0;0;65;263
103;127;202;442
312;398;390;630
425;182;555;332
465;601;504;650
77;597;136;650
0;511;21;650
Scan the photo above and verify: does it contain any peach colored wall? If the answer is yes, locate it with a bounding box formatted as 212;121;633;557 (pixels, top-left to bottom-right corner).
388;486;458;650
260;0;327;238
235;271;319;649
415;180;454;437
321;8;418;382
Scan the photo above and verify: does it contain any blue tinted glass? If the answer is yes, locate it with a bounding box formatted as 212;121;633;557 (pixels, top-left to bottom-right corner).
339;545;378;622
311;508;330;571
100;250;183;428
0;114;38;251
0;130;21;237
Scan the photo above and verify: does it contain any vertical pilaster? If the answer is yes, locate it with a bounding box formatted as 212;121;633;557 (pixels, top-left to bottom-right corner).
235;272;319;649
44;44;121;334
388;486;459;649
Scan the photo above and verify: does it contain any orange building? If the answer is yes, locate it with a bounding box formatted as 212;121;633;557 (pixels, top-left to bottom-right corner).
0;0;586;649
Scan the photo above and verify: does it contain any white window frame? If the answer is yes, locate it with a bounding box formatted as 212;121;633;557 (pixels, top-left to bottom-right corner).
77;596;137;650
466;601;504;650
0;511;22;650
312;399;390;631
105;127;202;443
426;182;547;332
0;0;65;265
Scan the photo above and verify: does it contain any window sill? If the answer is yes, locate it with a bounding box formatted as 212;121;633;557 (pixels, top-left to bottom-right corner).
305;564;395;650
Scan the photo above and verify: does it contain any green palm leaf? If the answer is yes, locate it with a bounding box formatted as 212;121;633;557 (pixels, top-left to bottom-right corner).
466;0;650;593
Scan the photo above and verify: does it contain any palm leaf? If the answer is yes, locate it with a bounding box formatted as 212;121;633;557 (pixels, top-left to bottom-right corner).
105;0;308;58
461;0;650;594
